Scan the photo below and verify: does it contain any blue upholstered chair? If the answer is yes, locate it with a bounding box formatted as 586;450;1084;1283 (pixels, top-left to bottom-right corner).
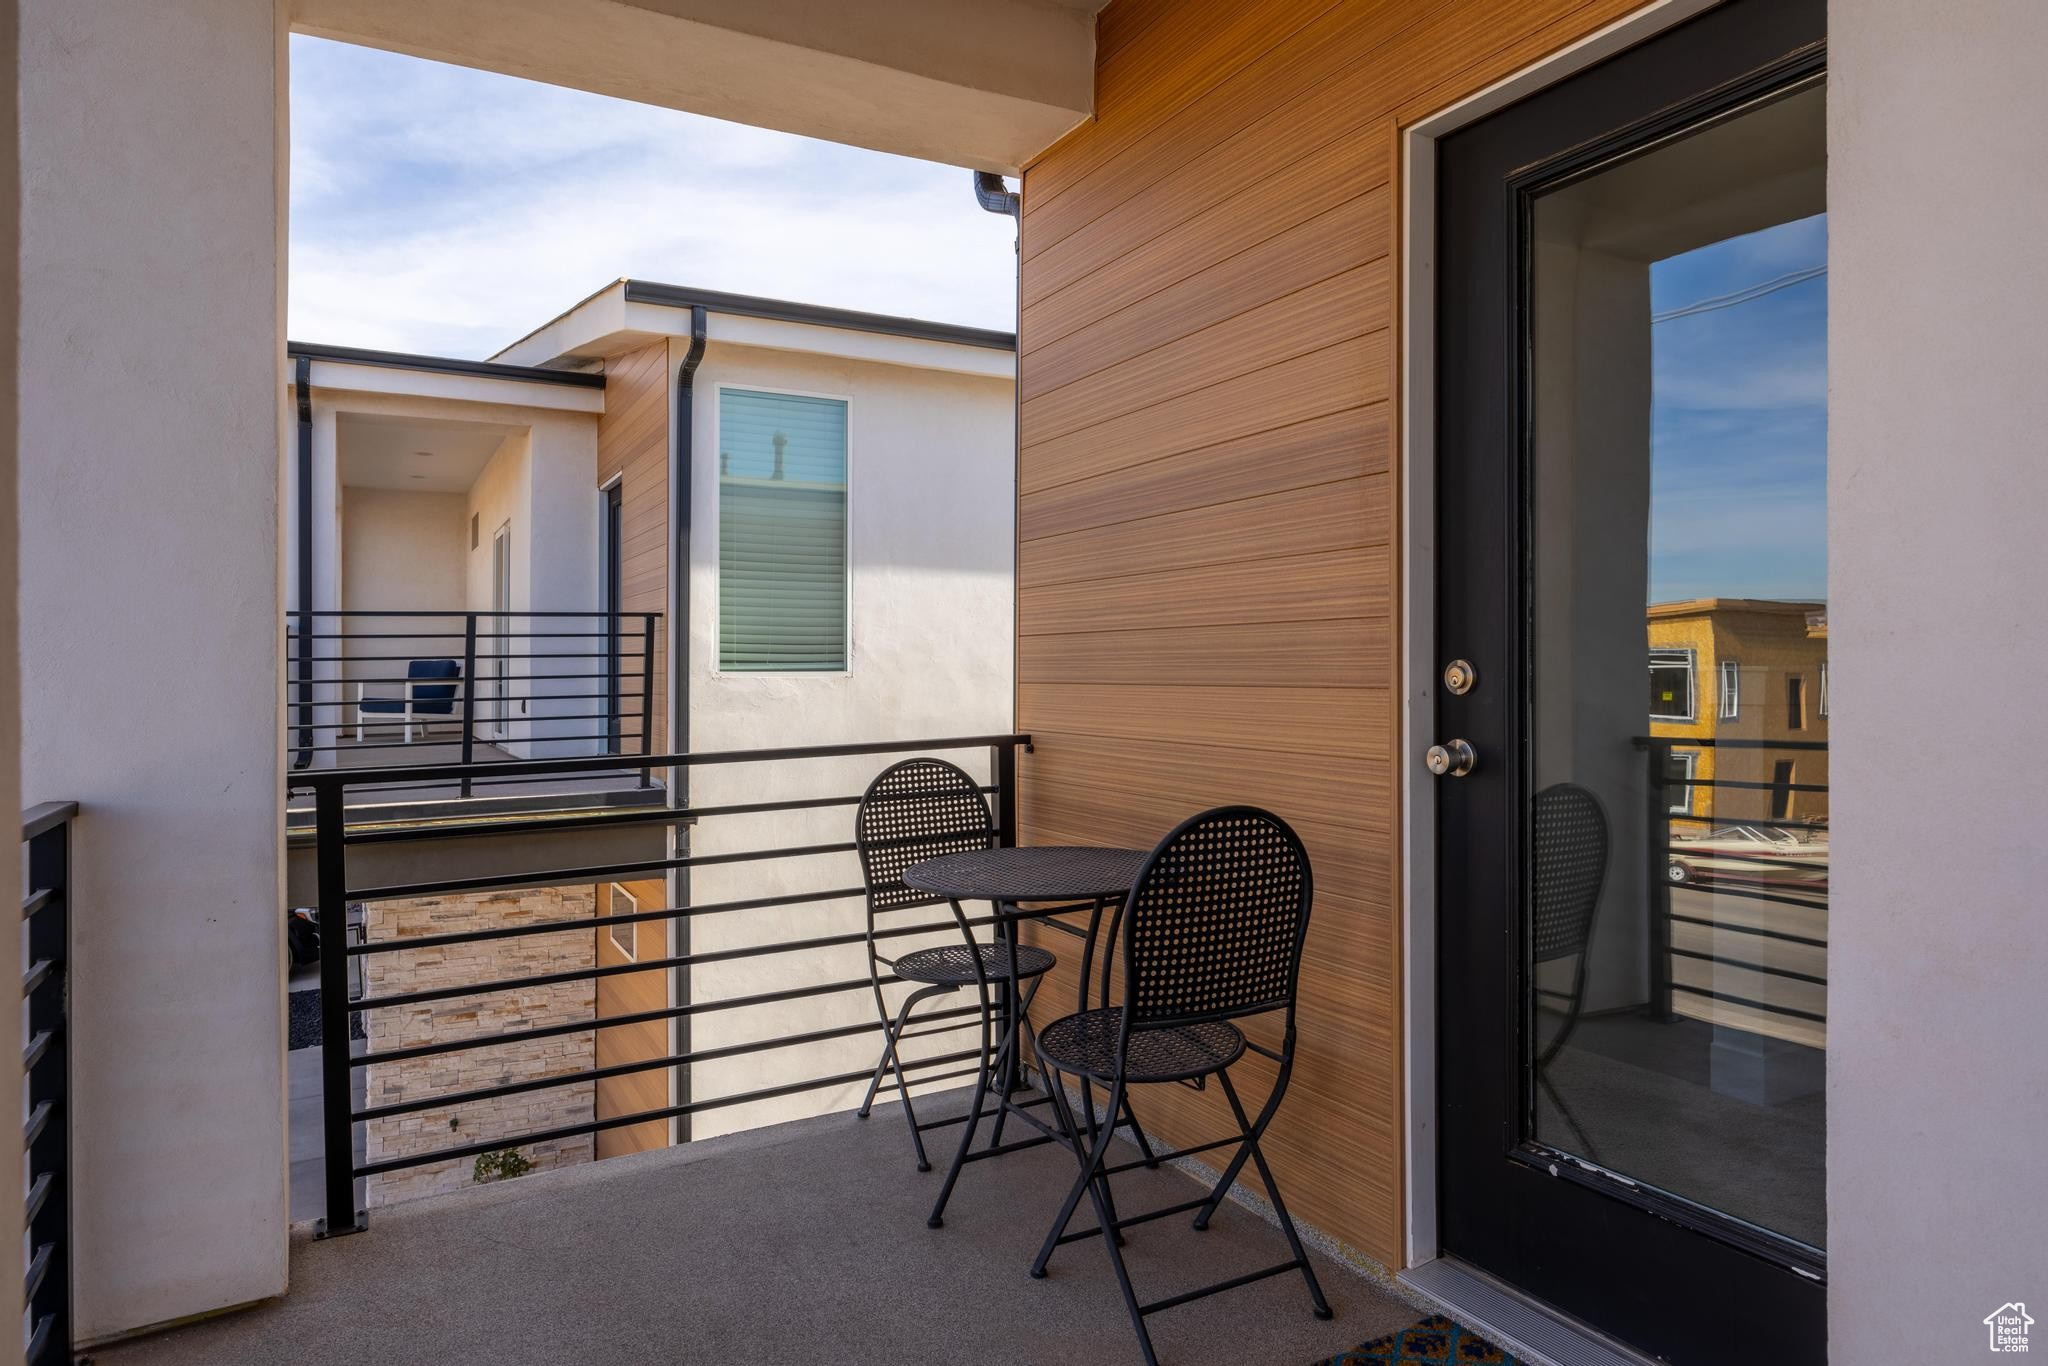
355;658;463;744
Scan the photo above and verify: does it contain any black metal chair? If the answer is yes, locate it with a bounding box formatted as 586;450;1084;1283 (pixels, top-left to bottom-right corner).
1030;806;1330;1366
1531;781;1608;1159
853;758;1057;1173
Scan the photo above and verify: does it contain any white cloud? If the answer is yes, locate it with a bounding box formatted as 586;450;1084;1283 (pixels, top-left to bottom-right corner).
288;36;1016;357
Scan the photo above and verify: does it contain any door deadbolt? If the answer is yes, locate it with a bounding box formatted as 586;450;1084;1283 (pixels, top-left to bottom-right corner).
1443;659;1477;695
1425;739;1477;778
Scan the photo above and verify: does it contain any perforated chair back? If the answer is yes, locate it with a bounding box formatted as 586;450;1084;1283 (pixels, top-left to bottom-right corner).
1531;782;1608;967
855;758;995;920
1120;806;1312;1029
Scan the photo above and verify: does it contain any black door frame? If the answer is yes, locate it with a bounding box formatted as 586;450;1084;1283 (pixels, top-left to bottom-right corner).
1428;0;1826;1360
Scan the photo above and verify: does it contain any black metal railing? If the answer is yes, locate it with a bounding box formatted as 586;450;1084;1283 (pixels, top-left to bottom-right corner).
309;734;1035;1236
1639;737;1828;1031
286;610;659;795
22;801;76;1364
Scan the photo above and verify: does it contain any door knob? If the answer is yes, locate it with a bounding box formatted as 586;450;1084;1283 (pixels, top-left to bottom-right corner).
1426;739;1477;777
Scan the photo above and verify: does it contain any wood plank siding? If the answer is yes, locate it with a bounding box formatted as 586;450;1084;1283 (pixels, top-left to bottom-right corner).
595;879;671;1159
1016;0;1652;1266
598;340;671;755
594;345;671;1158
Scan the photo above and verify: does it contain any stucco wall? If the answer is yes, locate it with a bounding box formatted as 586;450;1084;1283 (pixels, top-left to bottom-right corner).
340;487;468;708
1827;0;2048;1356
678;338;1016;1137
18;0;288;1339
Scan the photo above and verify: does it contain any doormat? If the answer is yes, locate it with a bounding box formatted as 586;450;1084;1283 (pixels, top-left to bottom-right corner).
1315;1314;1520;1365
287;989;365;1051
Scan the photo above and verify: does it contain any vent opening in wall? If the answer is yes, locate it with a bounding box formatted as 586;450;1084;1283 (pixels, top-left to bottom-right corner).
470;513;480;549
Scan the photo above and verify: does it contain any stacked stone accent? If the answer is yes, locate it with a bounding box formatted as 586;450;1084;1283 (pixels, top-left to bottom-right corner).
362;886;597;1206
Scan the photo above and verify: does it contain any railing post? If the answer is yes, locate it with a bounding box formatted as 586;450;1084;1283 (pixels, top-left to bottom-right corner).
459;612;478;798
23;815;72;1364
1644;742;1673;1022
639;613;656;788
314;781;364;1237
993;741;1018;849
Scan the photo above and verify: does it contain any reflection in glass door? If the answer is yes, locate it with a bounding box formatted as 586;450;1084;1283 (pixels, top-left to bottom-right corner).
1526;81;1828;1255
1432;1;1828;1357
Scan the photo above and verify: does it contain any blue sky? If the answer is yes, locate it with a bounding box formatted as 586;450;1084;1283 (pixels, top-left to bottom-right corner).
288;36;1017;358
1648;213;1828;603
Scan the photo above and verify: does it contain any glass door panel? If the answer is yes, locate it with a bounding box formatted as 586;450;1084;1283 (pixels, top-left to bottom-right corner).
1524;80;1828;1252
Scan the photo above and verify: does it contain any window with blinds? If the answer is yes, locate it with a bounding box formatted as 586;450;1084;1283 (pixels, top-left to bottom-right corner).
717;388;848;672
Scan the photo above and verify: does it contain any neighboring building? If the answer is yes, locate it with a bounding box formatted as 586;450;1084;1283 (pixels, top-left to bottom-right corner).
285;284;1016;1172
1647;598;1830;828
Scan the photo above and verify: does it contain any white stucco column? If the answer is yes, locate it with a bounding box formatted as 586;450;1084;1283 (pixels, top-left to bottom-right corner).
19;0;289;1340
1829;0;2048;1356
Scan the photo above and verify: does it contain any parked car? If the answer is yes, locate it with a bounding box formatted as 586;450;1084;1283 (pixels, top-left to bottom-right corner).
1667;824;1829;889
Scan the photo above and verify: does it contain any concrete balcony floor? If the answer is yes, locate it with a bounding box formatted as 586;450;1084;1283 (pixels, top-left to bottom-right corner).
102;1092;1419;1366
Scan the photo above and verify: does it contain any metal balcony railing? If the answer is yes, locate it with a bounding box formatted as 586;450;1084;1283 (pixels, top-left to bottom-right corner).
22;800;77;1365
285;610;660;797
304;734;1046;1237
1638;737;1829;1033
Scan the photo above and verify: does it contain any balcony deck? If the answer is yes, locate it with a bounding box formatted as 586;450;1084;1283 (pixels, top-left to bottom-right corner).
101;1092;1419;1366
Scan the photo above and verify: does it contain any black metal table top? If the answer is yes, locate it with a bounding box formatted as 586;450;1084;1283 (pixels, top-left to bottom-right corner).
904;846;1148;902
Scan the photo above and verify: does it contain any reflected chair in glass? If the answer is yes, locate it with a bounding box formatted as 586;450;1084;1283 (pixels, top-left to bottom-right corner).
852;757;1057;1172
1029;806;1331;1366
1531;781;1609;1160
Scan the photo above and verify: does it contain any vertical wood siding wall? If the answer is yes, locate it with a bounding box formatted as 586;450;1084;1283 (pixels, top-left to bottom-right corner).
598;340;671;754
1016;0;1648;1267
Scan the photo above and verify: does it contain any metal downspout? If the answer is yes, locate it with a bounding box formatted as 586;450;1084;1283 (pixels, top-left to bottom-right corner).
293;354;314;770
670;305;708;1144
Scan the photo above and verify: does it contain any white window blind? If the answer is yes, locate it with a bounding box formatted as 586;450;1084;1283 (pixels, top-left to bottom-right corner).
718;389;848;672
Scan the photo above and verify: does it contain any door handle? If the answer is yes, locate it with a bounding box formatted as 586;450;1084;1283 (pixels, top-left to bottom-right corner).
1426;739;1477;778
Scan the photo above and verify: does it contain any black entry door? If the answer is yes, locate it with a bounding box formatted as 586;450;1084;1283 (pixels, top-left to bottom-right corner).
1435;1;1829;1361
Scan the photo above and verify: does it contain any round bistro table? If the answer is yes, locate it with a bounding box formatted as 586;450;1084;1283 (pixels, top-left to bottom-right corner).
902;845;1150;1228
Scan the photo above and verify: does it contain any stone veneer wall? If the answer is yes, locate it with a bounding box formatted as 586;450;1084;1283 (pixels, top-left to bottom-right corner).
363;887;597;1206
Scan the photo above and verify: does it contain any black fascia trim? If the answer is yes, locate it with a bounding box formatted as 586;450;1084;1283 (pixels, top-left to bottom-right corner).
620;281;1016;352
286;340;608;388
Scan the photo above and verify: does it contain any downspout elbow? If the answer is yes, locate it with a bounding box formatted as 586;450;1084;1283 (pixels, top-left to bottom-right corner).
973;170;1021;220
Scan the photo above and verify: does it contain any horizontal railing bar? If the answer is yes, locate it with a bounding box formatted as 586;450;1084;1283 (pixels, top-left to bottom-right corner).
349;885;865;955
22;1099;50;1147
352;974;880;1066
304;733;1030;791
19;802;77;842
353;913;1001;1010
1670;982;1827;1023
348;837;864;902
21;959;53;999
292;609;661;618
302;651;646;663
1670;882;1828;911
25;1314;51;1366
298;630;651;640
1666;912;1827;948
292;734;632;756
20;887;53;922
353;1048;975;1177
1663;848;1828;872
305;672;641;685
1634;737;1829;751
22;1170;50;1226
21;1031;51;1073
340;804;691;848
1668;815;1824;833
355;1013;987;1121
1668;946;1827;985
1669;777;1829;794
